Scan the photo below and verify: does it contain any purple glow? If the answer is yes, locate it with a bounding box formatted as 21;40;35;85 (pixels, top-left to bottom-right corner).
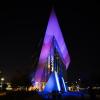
34;10;70;82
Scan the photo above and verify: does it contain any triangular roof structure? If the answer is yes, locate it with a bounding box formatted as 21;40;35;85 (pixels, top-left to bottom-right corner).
44;71;67;93
34;9;70;82
43;71;61;93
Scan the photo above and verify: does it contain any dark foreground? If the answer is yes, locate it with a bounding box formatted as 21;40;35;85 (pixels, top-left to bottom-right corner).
0;91;100;100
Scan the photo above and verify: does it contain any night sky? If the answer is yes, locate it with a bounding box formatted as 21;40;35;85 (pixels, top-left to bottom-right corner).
0;0;100;84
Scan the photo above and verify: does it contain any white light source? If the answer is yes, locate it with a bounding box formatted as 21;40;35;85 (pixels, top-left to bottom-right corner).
62;77;67;92
55;71;61;91
1;77;5;81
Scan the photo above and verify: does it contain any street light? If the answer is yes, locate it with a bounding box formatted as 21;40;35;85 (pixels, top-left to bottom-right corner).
0;77;5;90
1;77;5;81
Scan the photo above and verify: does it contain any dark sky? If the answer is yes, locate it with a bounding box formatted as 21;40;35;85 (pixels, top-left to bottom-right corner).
0;0;100;84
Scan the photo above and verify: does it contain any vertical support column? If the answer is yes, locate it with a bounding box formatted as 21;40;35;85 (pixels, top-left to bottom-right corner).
50;41;54;73
48;55;51;80
51;55;54;72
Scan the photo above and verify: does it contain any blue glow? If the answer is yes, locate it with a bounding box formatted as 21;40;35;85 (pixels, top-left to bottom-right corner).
44;71;61;93
55;71;61;91
38;91;85;99
62;77;67;92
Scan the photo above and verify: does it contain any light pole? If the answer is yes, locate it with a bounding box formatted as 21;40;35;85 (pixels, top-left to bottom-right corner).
0;77;5;90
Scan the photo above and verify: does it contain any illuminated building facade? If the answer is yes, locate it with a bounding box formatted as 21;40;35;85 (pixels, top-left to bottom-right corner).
32;9;70;92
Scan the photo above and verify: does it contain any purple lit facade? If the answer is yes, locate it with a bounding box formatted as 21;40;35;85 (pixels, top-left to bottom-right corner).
34;10;70;82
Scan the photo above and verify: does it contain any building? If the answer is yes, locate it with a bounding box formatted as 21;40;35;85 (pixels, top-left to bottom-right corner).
32;9;70;92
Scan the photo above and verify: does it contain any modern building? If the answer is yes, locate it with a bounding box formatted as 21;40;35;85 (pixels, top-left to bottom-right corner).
32;9;70;92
